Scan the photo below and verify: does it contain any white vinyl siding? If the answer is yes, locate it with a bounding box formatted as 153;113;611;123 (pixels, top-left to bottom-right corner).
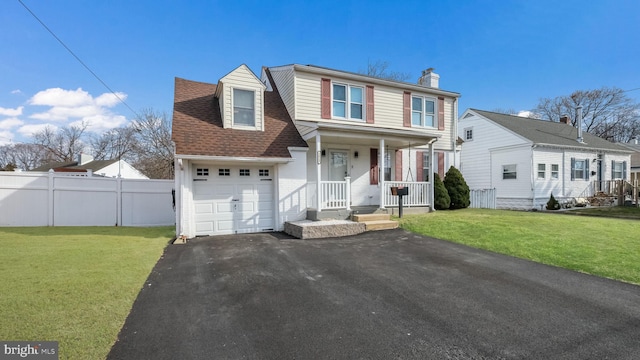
219;65;265;131
267;66;296;119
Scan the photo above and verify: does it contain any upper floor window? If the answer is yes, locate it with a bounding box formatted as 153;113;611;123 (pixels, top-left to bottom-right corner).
412;96;435;127
233;89;255;126
464;127;473;141
333;84;363;120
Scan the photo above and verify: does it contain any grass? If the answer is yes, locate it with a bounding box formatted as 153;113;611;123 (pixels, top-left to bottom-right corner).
565;205;640;219
0;226;173;360
400;209;640;285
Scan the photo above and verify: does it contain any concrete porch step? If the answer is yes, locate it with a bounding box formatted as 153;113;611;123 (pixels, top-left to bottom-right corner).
364;220;399;231
352;213;391;222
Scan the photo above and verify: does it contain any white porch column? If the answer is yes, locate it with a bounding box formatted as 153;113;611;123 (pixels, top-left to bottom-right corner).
316;134;322;212
379;138;385;209
345;176;351;211
429;142;435;212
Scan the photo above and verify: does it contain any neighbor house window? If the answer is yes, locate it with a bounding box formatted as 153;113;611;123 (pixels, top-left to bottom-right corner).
464;127;473;141
332;83;363;120
233;89;255;126
537;164;545;179
503;164;517;180
611;161;626;179
384;152;391;181
411;96;436;127
422;153;430;182
570;158;589;181
551;164;559;179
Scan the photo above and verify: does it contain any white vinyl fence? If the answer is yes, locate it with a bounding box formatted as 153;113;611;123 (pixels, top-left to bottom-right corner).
470;188;497;209
0;171;175;227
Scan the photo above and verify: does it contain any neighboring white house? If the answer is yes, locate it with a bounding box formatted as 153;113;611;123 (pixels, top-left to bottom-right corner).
618;137;640;185
172;64;461;237
30;153;148;179
458;109;632;210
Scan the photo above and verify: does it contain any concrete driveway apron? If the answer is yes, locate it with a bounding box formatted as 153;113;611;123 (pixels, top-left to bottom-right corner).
107;229;640;360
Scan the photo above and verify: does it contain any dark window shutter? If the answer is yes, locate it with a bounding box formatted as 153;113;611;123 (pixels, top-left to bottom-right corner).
321;78;331;119
403;91;411;127
438;152;445;179
611;160;615;179
370;148;379;185
366;85;374;124
438;97;445;130
417;151;424;182
571;158;575;181
395;150;402;181
585;159;590;180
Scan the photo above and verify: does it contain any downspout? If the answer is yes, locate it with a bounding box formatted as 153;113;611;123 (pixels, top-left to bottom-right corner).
531;144;536;209
562;150;566;198
452;97;459;168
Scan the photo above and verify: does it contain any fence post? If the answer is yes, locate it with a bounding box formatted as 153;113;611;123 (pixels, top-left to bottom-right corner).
117;176;122;226
48;170;54;226
635;179;638;208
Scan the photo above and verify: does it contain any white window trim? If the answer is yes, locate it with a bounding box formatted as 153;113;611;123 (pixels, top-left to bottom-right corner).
422;153;430;182
502;164;517;180
464;127;473;141
332;82;365;121
537;163;545;179
551;164;559;179
411;95;437;128
231;87;258;130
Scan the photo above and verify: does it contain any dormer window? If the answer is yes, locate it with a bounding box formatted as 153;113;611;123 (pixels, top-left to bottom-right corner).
233;88;255;127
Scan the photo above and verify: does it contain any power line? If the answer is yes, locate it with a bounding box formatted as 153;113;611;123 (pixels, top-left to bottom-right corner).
623;87;640;93
17;0;139;118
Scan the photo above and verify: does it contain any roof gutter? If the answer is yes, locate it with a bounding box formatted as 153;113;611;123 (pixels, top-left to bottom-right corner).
175;154;293;164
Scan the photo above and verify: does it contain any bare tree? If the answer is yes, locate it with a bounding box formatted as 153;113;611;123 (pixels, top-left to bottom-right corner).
360;60;411;82
131;108;174;179
90;127;138;161
0;143;48;170
31;122;88;162
533;87;640;142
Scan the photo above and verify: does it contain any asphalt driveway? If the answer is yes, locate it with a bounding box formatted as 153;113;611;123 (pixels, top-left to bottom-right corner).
107;229;640;359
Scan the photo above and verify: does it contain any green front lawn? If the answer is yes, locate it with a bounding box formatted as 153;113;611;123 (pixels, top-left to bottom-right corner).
400;209;640;285
565;206;640;219
0;227;173;360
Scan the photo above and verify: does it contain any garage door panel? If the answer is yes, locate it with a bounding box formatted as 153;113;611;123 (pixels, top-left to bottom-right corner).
193;165;274;236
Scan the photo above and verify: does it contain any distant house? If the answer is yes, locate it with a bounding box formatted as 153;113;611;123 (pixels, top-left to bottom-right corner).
31;154;148;179
172;64;461;237
458;109;632;210
618;138;640;185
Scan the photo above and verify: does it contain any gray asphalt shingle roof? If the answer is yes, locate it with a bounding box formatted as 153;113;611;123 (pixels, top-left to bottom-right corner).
471;109;631;153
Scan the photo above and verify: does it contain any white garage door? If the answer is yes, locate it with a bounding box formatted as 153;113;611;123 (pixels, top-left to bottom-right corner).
193;165;274;236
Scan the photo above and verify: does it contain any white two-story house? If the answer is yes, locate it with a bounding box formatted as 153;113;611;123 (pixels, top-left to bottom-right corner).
172;64;460;237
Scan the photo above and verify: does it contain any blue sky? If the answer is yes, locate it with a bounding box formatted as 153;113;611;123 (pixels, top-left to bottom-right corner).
1;0;639;145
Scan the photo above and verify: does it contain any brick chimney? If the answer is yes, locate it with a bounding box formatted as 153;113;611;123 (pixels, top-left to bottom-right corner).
559;115;570;125
418;68;439;88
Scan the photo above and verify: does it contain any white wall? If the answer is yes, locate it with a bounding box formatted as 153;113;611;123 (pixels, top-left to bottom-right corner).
0;172;174;227
277;148;308;227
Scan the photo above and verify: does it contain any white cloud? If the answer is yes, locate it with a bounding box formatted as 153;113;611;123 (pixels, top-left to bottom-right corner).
70;114;128;133
95;92;127;107
30;88;94;107
0;106;23;117
0;130;13;145
11;89;22;95
517;110;540;118
17;123;58;137
0;118;24;130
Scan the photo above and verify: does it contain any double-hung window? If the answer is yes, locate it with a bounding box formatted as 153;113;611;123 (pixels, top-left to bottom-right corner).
611;161;626;179
551;164;559;179
537;164;545;179
233;89;255;126
384;152;391;181
411;96;435;127
571;158;589;181
333;84;363;120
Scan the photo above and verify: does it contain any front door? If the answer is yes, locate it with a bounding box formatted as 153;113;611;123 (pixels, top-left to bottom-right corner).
329;150;348;181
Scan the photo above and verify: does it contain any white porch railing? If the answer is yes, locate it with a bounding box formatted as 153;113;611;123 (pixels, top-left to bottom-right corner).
320;177;351;210
383;181;430;207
